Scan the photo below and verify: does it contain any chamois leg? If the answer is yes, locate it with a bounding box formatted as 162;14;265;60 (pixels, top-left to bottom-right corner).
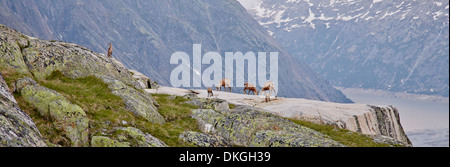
273;89;277;98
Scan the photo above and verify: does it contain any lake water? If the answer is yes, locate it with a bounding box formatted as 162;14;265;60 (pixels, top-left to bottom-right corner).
341;89;449;147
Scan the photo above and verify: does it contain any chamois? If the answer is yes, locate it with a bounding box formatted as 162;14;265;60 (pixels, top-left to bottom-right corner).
207;87;214;97
216;78;231;92
107;42;113;58
265;93;270;103
244;83;258;95
260;81;277;98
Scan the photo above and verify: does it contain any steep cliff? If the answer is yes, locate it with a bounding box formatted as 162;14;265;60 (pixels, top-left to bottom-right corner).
260;99;413;146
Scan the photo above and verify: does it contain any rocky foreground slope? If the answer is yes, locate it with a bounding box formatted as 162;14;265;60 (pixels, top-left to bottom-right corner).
0;73;47;146
1;24;409;147
0;24;165;146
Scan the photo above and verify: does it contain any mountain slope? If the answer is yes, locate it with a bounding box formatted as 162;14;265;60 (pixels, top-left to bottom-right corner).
242;0;449;97
1;24;414;147
0;0;352;103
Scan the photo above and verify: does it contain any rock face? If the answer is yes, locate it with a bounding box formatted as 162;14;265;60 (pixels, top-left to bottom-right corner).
179;131;231;147
243;0;449;97
369;105;411;145
0;0;353;103
190;105;344;147
12;77;36;93
48;100;89;147
0;73;47;147
99;76;164;125
129;70;159;89
258;98;413;146
91;127;168;147
20;80;89;147
113;127;167;147
0;24;165;125
91;136;130;147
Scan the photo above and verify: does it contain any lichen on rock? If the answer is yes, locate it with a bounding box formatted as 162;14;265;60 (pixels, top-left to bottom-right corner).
13;77;37;93
191;104;344;147
179;131;231;147
91;136;130;147
19;80;89;147
0;73;47;147
48;100;89;147
184;98;230;113
20;84;66;117
113;127;167;147
99;76;165;125
1;24;163;126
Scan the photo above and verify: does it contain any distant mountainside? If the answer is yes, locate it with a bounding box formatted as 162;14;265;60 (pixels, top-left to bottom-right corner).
0;0;351;103
242;0;449;97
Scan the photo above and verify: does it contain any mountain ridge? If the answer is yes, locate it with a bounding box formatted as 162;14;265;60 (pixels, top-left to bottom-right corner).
242;0;449;97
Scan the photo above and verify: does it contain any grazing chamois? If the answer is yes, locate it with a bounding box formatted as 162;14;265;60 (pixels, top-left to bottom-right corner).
207;87;214;97
265;93;271;103
260;81;277;98
216;78;231;92
244;83;258;95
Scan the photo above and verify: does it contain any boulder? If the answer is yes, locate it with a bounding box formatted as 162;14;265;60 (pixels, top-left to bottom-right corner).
13;77;37;93
20;85;66;116
114;127;167;147
191;106;344;147
91;136;130;147
129;69;159;89
250;130;342;147
184;98;230;113
99;76;165;125
20;82;89;147
48;100;89;147
179;131;231;147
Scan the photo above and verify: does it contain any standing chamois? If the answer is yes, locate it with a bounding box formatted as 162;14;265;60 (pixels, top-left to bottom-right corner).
216;78;231;92
207;87;214;97
260;81;277;98
107;42;113;58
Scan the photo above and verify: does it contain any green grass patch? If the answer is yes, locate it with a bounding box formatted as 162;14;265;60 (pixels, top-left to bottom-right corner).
149;94;200;146
0;66;32;89
40;71;201;147
289;119;394;147
228;103;236;109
